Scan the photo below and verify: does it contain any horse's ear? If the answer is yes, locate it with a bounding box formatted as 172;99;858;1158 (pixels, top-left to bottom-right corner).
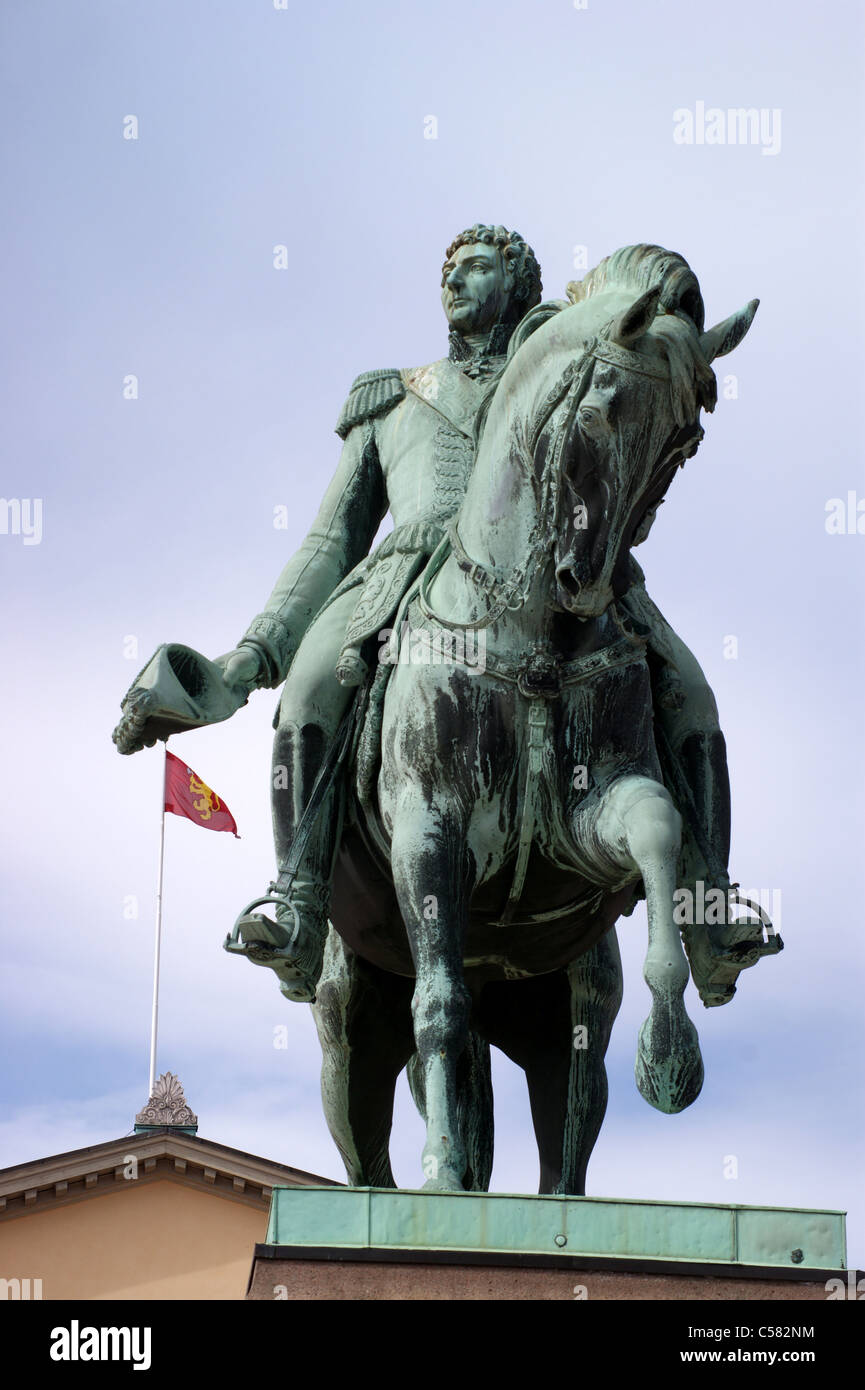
608;287;661;347
699;299;759;361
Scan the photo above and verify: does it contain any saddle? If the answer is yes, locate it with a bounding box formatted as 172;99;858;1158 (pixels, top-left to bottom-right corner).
330;520;446;688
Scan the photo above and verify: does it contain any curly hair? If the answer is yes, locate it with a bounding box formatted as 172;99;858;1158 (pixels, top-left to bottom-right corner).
442;224;542;321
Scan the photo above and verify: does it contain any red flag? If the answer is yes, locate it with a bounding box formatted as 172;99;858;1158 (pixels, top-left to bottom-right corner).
164;751;239;836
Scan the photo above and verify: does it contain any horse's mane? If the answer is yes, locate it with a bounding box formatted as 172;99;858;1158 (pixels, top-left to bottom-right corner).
576;244;706;332
508;243;717;420
575;244;717;419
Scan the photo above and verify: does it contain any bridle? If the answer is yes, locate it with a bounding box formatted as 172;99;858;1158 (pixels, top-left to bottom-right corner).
417;334;692;634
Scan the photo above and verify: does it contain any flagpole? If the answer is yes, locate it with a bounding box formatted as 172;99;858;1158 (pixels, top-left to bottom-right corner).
148;745;167;1099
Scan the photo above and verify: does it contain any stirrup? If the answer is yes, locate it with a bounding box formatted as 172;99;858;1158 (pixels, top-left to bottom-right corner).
224;895;317;1003
725;888;784;959
224;894;300;953
681;885;784;1008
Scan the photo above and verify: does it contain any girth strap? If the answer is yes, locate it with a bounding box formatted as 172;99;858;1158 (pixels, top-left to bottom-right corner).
484;632;646;694
498;701;549;927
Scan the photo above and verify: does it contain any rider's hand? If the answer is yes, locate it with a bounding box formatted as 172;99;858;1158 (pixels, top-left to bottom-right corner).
214;646;266;693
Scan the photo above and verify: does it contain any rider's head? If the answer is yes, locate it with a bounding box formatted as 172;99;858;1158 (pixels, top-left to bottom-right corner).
441;225;542;342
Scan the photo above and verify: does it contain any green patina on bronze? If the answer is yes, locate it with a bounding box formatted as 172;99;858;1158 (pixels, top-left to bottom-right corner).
114;229;782;1197
265;1187;846;1272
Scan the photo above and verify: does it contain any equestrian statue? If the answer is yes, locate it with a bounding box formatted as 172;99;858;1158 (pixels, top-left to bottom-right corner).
114;227;781;1194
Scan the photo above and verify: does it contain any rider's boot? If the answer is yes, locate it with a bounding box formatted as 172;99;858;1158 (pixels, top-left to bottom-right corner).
677;728;731;892
674;728;781;1004
237;719;344;1004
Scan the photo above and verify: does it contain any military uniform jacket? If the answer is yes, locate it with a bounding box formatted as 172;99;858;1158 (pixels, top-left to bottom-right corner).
241;357;503;687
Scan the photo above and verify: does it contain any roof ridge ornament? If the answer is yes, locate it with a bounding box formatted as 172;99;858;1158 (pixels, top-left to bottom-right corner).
134;1071;199;1133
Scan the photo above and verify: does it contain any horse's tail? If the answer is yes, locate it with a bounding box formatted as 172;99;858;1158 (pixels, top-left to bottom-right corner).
407;1029;494;1192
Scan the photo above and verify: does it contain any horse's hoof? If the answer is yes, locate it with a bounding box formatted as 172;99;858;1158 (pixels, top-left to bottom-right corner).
420;1153;466;1192
422;1172;465;1193
634;1013;704;1114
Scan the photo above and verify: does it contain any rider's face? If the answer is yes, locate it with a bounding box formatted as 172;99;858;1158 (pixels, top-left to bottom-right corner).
441;243;514;335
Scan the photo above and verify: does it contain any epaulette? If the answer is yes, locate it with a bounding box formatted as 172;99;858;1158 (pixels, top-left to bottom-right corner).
335;368;406;440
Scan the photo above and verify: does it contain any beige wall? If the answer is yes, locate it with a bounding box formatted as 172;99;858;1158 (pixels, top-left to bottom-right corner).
0;1178;267;1300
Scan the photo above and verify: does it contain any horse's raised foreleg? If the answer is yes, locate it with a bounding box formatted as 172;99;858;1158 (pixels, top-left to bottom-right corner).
389;793;473;1192
594;777;704;1114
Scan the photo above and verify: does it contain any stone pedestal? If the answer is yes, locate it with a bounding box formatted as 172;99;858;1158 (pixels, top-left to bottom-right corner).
247;1187;849;1301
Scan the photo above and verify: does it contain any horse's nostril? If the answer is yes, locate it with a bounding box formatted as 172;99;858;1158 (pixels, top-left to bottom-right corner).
555;569;586;612
555;566;581;597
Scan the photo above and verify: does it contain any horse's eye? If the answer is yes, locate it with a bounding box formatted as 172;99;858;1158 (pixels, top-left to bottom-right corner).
579;406;606;436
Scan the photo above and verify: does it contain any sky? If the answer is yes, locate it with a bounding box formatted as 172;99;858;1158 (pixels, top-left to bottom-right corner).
1;0;863;1272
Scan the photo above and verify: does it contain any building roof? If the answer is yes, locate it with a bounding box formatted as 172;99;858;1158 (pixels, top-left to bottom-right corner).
0;1129;339;1223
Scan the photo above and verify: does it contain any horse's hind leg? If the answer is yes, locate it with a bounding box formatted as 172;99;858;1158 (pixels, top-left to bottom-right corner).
312;927;415;1188
474;933;622;1195
593;776;703;1113
559;934;623;1193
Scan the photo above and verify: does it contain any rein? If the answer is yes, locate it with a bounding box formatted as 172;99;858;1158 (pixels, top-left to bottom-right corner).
417;333;673;635
418;352;591;632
